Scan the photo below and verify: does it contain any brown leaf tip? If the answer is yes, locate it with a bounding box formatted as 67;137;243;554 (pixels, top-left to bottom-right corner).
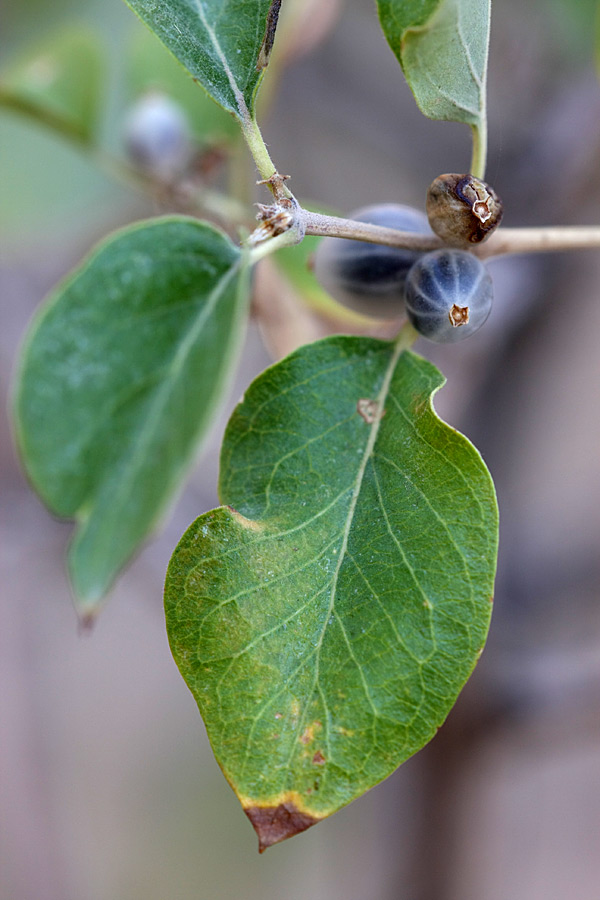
245;802;320;852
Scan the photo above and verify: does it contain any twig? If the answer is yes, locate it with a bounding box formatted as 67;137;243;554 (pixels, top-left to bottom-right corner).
476;226;600;258
303;210;444;252
301;209;600;259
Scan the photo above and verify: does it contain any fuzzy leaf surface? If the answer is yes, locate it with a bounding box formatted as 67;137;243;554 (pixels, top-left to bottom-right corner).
15;218;248;614
0;27;104;143
377;0;490;129
165;335;498;850
122;0;276;119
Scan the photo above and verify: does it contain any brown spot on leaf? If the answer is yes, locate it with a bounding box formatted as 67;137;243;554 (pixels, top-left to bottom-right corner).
299;721;322;745
357;398;385;424
312;750;326;766
245;802;320;852
300;726;313;745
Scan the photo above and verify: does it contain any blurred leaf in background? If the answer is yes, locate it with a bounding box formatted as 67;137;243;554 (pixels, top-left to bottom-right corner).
126;27;240;147
123;0;274;119
0;27;105;144
14;218;249;616
547;0;600;55
0;0;134;247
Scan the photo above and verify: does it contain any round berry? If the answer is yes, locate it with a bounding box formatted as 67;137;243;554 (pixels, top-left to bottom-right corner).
405;249;493;342
313;204;433;317
426;173;503;247
123;92;192;178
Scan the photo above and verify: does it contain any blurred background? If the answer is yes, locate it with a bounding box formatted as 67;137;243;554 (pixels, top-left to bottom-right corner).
2;1;600;898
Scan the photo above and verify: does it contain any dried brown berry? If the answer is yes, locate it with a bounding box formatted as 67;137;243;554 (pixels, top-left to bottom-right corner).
426;173;503;247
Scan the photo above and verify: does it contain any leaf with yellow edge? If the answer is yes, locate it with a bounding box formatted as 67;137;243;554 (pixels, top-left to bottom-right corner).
165;334;498;849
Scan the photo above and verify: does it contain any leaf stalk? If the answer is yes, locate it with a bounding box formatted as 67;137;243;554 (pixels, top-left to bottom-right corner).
469;123;487;181
240;115;293;201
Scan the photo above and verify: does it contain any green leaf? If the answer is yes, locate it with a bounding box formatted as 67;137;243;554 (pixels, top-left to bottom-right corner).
377;0;490;172
165;335;498;850
14;217;249;615
127;23;240;144
122;0;278;120
0;27;105;144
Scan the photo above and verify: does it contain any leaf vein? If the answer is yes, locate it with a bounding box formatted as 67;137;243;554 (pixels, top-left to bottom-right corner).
371;463;437;622
191;532;342;632
375;452;476;610
191;0;249;119
388;389;487;522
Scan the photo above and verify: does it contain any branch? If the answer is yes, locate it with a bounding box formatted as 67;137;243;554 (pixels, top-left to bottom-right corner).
476;226;600;258
302;210;444;252
301;210;600;258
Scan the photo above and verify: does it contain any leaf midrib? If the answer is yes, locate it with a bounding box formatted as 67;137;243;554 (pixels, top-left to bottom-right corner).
281;339;407;775
323;342;404;636
235;342;405;783
192;0;250;119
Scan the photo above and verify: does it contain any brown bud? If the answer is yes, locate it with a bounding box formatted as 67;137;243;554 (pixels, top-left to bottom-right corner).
426;173;503;247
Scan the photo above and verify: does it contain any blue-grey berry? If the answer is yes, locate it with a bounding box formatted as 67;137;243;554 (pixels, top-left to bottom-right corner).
313;204;433;317
123;92;191;178
405;249;493;342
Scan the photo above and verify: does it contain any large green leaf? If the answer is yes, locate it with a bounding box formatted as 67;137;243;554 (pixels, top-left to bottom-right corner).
122;0;278;120
165;335;498;850
0;27;104;144
377;0;490;151
15;218;249;615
